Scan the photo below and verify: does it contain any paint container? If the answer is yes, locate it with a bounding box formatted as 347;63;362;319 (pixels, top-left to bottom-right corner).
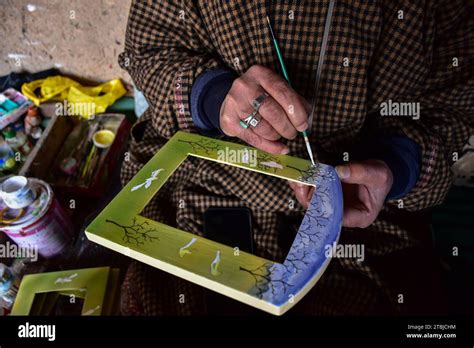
0;178;73;258
0;94;18;112
93;129;115;149
1;176;36;209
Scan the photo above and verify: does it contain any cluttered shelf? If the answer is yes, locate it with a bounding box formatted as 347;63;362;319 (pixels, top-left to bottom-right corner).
0;71;135;315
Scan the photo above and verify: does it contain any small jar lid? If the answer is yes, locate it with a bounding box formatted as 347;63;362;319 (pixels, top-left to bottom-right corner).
27;106;39;117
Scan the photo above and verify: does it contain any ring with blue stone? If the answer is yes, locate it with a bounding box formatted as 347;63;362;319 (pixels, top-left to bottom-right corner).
240;110;261;129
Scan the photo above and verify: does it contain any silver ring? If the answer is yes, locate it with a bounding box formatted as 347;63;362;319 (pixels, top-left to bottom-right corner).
240;110;261;129
251;93;268;111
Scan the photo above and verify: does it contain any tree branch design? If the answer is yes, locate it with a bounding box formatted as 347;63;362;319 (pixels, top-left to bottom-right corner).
287;164;321;183
238;165;337;300
178;139;219;155
284;249;311;273
105;218;159;246
239;263;293;298
293;196;329;249
288;161;337;187
283;167;333;268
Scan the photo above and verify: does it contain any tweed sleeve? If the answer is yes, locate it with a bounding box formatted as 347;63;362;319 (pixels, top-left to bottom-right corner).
118;0;225;138
370;0;474;211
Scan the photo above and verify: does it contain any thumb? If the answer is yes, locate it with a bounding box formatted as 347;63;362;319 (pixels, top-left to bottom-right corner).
335;162;369;184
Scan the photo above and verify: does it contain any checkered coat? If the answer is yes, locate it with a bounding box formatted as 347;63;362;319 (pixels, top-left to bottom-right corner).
118;0;474;315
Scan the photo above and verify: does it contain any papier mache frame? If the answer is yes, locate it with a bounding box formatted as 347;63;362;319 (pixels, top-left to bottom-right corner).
85;131;343;315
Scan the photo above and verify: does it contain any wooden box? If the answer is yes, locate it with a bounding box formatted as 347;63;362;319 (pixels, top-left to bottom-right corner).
20;113;130;197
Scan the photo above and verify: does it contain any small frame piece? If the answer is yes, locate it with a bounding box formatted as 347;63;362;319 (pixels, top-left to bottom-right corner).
11;267;120;316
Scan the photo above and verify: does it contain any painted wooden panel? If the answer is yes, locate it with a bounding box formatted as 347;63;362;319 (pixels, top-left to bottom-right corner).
85;131;343;315
11;267;118;316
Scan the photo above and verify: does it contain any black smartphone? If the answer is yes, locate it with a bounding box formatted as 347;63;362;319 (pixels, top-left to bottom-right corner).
203;206;254;254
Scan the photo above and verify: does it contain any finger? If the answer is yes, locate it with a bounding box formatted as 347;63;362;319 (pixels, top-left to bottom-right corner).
289;181;313;209
220;95;276;139
306;186;315;202
255;94;298;139
242;115;281;141
237;127;289;154
288;180;302;191
228;79;292;140
236;84;297;140
253;66;309;132
335;162;370;185
342;205;373;228
288;181;314;199
221;101;289;154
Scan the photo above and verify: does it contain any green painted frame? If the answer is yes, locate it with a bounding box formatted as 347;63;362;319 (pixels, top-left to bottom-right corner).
85;131;343;315
11;267;117;316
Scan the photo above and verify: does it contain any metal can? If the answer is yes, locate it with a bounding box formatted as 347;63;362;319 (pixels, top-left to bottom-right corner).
0;179;73;258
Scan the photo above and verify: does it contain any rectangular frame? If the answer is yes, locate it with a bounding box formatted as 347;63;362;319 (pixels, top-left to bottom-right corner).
85;131;340;315
12;267;119;316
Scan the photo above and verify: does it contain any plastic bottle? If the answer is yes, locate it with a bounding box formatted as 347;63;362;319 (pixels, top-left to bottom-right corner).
2;128;33;156
25;106;42;137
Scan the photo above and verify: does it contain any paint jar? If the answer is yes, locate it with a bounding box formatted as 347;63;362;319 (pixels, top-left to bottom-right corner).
0;179;73;258
0;176;37;209
93;130;115;149
0;263;20;310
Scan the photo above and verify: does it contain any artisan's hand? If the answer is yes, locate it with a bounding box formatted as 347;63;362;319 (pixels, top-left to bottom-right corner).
289;160;393;228
220;64;310;154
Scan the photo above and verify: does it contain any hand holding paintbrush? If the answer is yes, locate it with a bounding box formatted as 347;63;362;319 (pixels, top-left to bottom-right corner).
265;16;316;166
219;68;312;156
217;19;314;165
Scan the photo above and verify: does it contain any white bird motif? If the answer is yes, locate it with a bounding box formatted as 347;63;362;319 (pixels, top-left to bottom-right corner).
179;237;197;257
260;161;283;170
83;305;101;316
54;273;78;284
131;168;164;192
211;251;222;276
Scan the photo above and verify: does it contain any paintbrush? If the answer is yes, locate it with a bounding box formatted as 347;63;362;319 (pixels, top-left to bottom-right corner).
265;16;316;166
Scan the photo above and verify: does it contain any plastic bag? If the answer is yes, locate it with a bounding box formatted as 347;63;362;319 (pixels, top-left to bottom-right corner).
21;76;127;119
